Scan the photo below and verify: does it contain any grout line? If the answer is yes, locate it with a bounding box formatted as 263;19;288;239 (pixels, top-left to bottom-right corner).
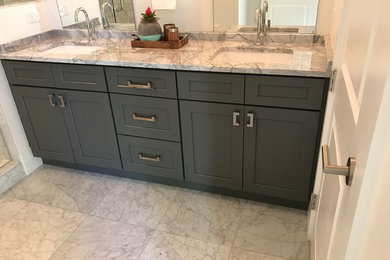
136;228;158;260
47;212;89;260
0;198;30;231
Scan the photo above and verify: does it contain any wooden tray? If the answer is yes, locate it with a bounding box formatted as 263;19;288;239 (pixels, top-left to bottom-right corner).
131;35;189;49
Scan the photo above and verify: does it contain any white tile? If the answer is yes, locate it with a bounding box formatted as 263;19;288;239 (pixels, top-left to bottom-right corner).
31;166;112;214
139;230;231;260
93;178;178;229
229;247;287;260
2;165;52;201
0;196;27;226
50;215;154;260
0;202;85;260
233;201;309;259
158;189;242;246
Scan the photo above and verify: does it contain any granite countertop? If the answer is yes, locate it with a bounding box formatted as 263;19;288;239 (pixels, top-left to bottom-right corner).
0;30;333;77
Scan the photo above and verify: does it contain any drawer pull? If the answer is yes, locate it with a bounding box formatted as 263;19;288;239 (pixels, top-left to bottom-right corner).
48;94;56;107
58;95;66;108
138;153;161;162
118;81;152;89
247;113;254;128
233;112;240;127
132;113;156;122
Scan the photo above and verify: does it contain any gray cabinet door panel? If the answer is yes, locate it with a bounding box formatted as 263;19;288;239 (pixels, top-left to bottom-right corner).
61;90;122;170
106;67;177;98
118;135;183;180
177;71;245;103
180;100;244;190
243;106;319;202
246;75;325;110
2;60;54;87
11;86;75;163
52;64;107;92
111;94;180;142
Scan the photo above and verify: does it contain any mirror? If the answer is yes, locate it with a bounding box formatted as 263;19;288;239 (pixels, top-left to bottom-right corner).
56;0;135;30
214;0;319;33
0;0;35;6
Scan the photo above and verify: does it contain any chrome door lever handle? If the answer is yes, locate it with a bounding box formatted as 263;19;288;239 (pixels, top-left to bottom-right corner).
322;145;356;186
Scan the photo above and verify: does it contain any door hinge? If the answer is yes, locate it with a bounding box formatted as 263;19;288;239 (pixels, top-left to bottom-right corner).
309;193;319;210
329;69;337;92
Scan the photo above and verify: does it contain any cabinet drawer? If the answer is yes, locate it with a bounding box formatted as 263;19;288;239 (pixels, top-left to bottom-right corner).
118;135;183;180
245;75;325;110
52;64;107;92
177;71;244;103
111;94;180;142
106;67;177;98
2;60;54;87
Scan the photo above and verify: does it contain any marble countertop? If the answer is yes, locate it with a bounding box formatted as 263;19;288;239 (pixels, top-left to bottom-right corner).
0;30;332;77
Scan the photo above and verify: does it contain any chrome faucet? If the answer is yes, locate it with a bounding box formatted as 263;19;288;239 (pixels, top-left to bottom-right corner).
101;2;114;30
256;0;270;43
74;7;95;41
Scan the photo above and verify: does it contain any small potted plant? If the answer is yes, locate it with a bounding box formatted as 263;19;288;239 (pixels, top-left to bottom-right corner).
138;6;162;41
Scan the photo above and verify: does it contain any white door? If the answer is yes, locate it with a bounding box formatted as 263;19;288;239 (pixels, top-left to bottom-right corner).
309;0;390;258
265;0;318;26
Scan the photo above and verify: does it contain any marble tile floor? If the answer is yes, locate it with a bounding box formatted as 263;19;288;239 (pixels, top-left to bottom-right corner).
0;165;310;260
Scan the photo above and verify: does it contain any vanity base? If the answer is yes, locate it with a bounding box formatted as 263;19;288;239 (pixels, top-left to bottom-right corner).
43;159;309;210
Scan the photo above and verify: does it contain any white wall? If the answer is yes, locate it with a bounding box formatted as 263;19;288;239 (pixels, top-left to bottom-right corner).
316;0;343;51
0;0;62;44
133;0;213;32
215;0;238;27
0;0;62;174
57;0;101;27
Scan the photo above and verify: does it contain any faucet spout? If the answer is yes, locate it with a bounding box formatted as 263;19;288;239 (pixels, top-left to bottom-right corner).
260;0;269;36
256;0;270;44
101;3;114;30
74;7;95;41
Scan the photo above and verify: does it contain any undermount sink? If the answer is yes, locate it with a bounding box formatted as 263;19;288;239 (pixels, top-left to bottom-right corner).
211;47;295;64
41;45;102;55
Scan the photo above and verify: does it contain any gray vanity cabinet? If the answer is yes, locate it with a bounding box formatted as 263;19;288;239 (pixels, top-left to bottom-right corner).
11;86;121;170
110;94;181;142
119;135;183;180
52;64;107;92
4;59;328;208
60;90;122;170
243;106;319;202
180;100;244;190
11;86;75;163
3;61;54;87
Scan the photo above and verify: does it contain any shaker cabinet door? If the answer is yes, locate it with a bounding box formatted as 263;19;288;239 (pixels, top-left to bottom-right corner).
243;106;319;202
11;86;75;163
61;90;122;170
180;100;244;190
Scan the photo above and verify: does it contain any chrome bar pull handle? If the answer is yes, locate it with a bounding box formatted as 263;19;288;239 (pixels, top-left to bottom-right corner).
247;113;254;128
48;94;56;107
58;95;66;108
322;145;356;186
233;112;240;127
132;113;156;122
138;153;160;162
